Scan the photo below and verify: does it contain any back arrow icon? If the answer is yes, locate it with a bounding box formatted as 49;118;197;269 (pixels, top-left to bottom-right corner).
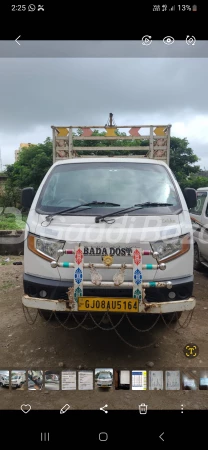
159;432;164;442
15;35;21;45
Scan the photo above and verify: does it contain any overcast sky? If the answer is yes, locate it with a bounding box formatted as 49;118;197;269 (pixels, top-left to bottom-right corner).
0;57;208;169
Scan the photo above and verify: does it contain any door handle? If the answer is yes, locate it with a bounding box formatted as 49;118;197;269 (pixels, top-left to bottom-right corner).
192;224;201;231
195;226;201;231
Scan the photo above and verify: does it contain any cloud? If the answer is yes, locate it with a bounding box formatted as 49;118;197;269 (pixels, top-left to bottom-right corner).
0;56;208;167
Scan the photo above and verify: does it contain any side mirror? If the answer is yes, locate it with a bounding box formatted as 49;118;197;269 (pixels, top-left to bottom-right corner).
183;187;197;209
21;187;35;208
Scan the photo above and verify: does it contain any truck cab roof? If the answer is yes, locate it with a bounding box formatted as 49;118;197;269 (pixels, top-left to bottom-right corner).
52;157;169;167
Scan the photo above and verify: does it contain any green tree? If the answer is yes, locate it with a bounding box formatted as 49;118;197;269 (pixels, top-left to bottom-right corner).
2;132;205;205
5;138;53;191
0;185;21;211
179;175;208;191
73;129;149;157
169;137;200;184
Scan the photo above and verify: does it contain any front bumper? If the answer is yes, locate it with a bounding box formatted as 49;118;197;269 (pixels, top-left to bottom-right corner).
22;294;196;313
23;273;196;314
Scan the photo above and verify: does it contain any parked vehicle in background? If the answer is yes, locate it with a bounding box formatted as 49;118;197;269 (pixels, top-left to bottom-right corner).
0;375;9;387
11;373;26;388
190;187;208;270
97;372;113;388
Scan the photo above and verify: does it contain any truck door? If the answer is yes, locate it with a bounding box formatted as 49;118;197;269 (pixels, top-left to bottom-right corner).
190;191;208;259
199;195;208;261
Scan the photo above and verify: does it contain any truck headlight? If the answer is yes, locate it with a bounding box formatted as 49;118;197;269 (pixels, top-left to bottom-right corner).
150;233;190;263
28;234;65;261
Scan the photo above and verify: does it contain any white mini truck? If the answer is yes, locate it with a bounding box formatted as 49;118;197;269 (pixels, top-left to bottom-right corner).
21;119;197;324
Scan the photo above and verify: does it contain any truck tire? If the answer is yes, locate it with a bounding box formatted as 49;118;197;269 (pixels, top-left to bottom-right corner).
162;312;182;323
194;244;203;271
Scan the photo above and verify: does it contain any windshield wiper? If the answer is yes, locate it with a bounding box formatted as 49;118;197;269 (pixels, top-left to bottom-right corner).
45;201;120;222
45;203;93;221
134;202;173;207
95;202;173;223
86;201;120;206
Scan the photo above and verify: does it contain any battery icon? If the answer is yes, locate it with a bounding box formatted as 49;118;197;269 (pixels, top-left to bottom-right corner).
192;5;197;11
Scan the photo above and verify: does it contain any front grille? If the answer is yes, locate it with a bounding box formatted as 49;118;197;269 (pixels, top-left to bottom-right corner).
24;279;193;302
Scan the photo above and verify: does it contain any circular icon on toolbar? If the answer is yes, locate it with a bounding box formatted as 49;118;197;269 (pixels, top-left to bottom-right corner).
186;35;196;45
142;35;152;46
183;343;199;358
163;36;174;45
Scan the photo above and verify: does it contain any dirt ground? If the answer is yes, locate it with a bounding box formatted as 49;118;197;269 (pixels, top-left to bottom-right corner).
0;256;208;410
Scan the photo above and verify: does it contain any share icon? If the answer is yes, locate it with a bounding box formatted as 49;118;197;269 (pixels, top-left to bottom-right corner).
100;404;108;414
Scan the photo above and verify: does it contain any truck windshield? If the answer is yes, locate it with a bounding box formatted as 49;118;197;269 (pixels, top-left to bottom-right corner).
36;162;181;215
99;373;111;379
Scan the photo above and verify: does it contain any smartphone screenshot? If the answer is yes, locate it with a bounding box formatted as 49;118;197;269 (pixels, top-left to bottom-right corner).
0;2;207;444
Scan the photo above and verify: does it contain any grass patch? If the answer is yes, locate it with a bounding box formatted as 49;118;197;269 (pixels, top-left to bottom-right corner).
0;281;15;289
0;260;13;265
0;256;23;265
0;214;27;230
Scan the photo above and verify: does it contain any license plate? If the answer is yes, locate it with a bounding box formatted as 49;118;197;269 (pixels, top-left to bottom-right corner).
78;297;139;312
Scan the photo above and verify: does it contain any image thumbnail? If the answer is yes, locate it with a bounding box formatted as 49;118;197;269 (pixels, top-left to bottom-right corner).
45;371;60;390
95;368;113;389
132;370;147;390
182;370;198;390
0;370;9;389
61;370;76;390
115;370;130;390
199;370;208;390
11;370;26;390
149;371;163;390
28;370;43;390
78;371;93;390
165;371;180;390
